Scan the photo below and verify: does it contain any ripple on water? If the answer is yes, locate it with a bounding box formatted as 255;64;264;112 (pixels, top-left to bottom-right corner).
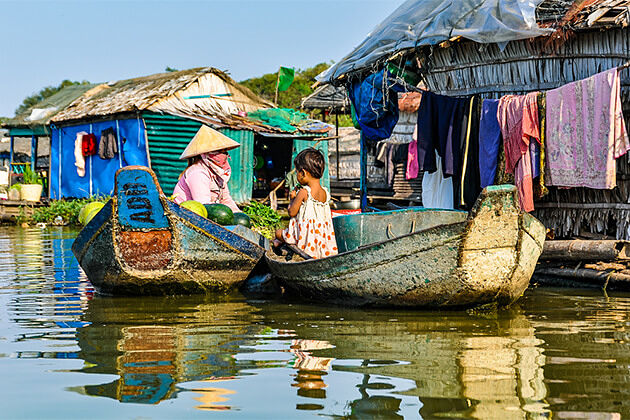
2;227;630;419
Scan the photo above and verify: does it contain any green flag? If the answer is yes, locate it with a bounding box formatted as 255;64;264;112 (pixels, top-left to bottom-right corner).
277;67;294;92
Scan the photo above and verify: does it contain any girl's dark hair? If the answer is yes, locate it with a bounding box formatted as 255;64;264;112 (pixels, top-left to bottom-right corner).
294;148;325;179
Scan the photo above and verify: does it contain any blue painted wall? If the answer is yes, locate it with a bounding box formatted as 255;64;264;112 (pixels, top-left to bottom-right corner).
50;118;148;199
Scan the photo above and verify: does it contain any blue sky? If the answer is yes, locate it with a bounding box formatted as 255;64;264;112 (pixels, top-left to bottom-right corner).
0;0;405;117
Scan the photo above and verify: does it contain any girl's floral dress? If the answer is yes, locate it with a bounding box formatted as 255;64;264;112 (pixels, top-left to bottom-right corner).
281;186;338;259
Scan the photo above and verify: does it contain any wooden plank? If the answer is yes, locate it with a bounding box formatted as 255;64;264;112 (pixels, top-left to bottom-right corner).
535;267;630;285
541;240;630;261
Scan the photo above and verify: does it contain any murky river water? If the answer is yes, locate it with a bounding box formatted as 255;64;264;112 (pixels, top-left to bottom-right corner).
2;226;630;419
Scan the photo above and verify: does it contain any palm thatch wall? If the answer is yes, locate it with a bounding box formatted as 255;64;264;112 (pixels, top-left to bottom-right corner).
418;26;630;239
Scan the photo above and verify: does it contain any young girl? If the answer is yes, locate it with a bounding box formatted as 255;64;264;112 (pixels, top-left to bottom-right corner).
274;148;338;259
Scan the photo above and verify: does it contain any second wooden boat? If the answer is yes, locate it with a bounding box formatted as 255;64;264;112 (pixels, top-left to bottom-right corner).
72;166;267;295
266;185;546;308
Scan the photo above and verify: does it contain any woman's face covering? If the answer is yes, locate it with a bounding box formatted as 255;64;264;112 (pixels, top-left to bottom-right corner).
206;152;228;166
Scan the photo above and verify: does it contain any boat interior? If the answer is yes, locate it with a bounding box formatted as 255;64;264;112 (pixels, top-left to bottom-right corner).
331;207;467;253
267;207;468;263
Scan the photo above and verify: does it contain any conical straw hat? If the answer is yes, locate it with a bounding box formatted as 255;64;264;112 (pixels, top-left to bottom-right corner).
179;125;240;159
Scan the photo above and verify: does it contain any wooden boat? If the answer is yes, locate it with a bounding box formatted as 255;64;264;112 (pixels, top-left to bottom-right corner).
72;166;267;295
266;185;546;308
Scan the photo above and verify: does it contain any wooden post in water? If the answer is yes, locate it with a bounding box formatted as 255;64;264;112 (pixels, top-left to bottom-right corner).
359;131;368;212
335;112;340;182
31;135;37;171
8;135;14;188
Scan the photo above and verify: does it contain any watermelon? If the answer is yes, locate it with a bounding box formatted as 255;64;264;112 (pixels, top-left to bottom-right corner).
79;202;105;225
180;200;207;218
233;212;251;228
204;203;234;225
84;207;102;225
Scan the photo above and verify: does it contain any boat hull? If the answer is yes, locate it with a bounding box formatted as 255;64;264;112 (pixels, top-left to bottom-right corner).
72;166;266;296
266;185;545;308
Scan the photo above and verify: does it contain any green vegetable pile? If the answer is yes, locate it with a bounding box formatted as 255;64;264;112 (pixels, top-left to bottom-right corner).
31;197;109;226
242;202;282;239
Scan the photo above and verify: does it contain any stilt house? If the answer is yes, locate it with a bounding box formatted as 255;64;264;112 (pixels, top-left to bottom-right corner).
48;68;330;201
319;0;630;239
303;86;422;203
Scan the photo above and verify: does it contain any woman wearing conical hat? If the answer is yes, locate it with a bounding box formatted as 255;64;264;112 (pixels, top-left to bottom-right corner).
172;125;241;212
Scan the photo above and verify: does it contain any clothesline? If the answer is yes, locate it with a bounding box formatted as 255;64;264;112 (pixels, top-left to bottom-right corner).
407;65;629;214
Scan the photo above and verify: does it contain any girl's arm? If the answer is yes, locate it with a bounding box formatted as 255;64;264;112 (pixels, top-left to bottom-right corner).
287;188;308;218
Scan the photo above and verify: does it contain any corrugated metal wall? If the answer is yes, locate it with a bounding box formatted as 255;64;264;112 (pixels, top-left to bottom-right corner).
143;112;254;202
219;129;254;203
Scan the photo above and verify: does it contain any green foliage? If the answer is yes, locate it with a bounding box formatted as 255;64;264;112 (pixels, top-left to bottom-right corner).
240;63;331;109
242;202;282;239
165;66;179;72
30;197;109;226
15;79;91;116
21;166;42;185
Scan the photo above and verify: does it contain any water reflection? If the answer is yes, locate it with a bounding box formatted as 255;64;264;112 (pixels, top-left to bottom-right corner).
255;304;550;419
67;295;552;418
2;226;630;418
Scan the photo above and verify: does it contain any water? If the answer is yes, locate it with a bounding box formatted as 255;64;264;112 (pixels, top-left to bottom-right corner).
1;227;630;419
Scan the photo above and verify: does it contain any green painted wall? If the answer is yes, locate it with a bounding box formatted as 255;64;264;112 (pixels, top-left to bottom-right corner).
143;113;253;202
8;127;50;136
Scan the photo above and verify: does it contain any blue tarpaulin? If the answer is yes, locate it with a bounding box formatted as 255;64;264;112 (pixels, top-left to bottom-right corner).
347;70;404;143
50;118;149;199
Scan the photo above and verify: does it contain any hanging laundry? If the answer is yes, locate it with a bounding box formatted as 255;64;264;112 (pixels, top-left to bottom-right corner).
494;136;514;186
398;92;422;113
406;127;419;180
530;141;540;178
74;131;87;177
376;142;408;187
415;91;468;177
82;133;97;157
478;99;502;189
534;92;548;199
545;68;630;189
422;150;454;209
347;69;404;145
454;96;481;210
498;92;540;212
98;127;118;159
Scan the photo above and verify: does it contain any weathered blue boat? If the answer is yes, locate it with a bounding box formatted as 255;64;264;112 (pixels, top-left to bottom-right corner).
72;166;267;295
266;185;546;308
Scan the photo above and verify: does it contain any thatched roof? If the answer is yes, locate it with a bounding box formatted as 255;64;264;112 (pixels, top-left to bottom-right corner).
301;84;350;111
4;84;98;129
536;0;630;28
318;0;630;83
52;67;274;124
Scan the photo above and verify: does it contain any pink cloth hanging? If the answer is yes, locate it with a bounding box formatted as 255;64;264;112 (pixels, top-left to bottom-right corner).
497;92;540;212
406;126;420;179
545;68;630;189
